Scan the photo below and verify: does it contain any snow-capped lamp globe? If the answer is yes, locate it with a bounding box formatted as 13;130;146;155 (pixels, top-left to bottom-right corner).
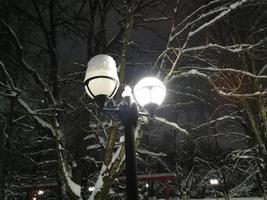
133;77;166;114
84;54;119;109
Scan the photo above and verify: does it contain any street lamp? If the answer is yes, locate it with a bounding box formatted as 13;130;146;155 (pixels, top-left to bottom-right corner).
84;54;166;200
37;189;44;195
209;178;219;185
134;77;166;114
84;54;119;109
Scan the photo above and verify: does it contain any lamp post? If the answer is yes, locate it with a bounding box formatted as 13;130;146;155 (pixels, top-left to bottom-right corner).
84;54;166;200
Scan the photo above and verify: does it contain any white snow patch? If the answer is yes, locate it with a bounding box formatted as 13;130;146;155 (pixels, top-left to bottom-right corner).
138;149;167;157
61;151;81;198
86;144;101;150
89;165;106;200
82;156;102;164
180;69;208;78
83;134;96;140
153;116;189;135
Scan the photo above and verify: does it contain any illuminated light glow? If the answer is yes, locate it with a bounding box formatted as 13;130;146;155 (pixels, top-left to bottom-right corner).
134;77;166;107
32;197;37;200
121;86;133;98
145;183;149;188
209;178;219;185
85;78;117;97
37;190;44;195
88;186;95;192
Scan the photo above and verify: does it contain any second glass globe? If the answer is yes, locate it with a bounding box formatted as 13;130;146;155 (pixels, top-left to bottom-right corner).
133;77;166;113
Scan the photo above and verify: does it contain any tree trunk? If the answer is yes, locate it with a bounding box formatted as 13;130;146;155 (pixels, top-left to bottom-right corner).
88;125;119;199
89;123;145;200
223;192;231;200
182;193;190;200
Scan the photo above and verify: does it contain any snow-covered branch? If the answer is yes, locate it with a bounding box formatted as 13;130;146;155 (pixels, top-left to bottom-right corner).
172;1;229;41
183;43;253;53
137;149;167;157
152;116;189;136
60;145;81;198
181;0;249;47
190;113;240;131
89;121;146;200
218;90;267;97
181;67;267;80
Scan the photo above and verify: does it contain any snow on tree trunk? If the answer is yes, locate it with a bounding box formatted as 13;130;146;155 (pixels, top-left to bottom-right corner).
88;143;125;200
59;144;81;199
89;121;146;200
223;193;231;200
182;194;190;200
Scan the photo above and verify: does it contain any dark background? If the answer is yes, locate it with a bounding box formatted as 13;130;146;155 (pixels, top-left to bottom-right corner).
0;0;266;199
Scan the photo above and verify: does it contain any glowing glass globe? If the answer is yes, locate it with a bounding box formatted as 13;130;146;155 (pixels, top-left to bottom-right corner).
133;77;166;113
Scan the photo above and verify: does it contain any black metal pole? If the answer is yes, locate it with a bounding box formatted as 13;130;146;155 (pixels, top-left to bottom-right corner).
124;121;138;200
119;95;139;200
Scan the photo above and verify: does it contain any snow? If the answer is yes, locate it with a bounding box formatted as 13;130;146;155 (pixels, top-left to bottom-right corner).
83;134;96;140
191;114;238;131
142;17;171;22
88;123;145;199
119;135;125;143
89;123;98;128
110;145;124;166
153;116;189;136
203;67;267;79
89;166;106;200
230;0;246;9
218;90;267;97
65;177;81;198
187;0;248;38
99;136;105;147
60;151;81;198
121;85;133;98
180;69;208;78
86;144;101;150
184;43;252;53
82;156;102;165
138;149;167;157
170;0;224;41
17;98;57;137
